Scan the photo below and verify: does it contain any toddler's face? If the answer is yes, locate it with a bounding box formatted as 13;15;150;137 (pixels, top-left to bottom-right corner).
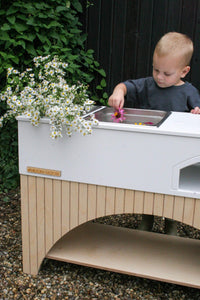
152;53;190;88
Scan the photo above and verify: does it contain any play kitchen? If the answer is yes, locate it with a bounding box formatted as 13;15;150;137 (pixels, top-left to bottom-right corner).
18;106;200;288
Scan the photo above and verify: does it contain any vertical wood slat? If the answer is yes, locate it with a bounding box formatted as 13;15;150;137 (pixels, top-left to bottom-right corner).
36;177;45;269
163;195;174;219
44;178;53;253
173;196;185;222
124;189;134;214
193;199;200;229
143;192;154;215
115;188;125;214
20;175;30;274
61;181;70;235
70;182;79;230
79;183;88;224
183;198;195;227
96;186;106;218
88;184;97;220
105;187;115;216
134;191;144;214
53;180;62;243
153;193;164;217
28;176;38;275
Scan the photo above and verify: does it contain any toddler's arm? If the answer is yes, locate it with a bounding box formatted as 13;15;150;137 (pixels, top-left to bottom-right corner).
190;106;200;114
108;83;127;109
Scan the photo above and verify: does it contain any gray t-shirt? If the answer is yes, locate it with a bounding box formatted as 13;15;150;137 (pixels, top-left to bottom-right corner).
124;77;200;112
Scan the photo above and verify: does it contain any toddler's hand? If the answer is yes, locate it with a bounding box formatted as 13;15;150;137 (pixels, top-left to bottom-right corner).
108;83;126;109
190;106;200;114
108;94;124;109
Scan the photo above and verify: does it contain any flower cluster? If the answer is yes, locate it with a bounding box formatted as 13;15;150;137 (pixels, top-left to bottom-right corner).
111;108;126;123
0;55;98;138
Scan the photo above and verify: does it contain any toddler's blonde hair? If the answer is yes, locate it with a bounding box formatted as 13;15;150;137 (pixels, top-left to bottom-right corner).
154;32;193;66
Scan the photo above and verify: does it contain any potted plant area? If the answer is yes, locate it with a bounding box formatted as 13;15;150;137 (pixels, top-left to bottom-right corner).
0;55;98;137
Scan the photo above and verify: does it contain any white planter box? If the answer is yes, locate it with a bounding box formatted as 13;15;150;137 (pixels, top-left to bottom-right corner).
18;111;200;199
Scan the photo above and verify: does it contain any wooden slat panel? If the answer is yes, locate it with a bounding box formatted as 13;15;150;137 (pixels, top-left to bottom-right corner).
96;185;106;218
143;192;154;215
36;177;45;269
153;193;164;217
88;184;97;220
79;183;88;224
173;196;184;222
110;0;127;87
193;199;200;230
115;188;125;214
123;0;139;80
163;195;174;219
28;176;38;274
53;180;62;243
191;2;200;90
105;186;115;216
70;182;79;229
124;189;134;214
136;0;154;78
134;191;144;214
20;175;30;274
183;197;195;227
61;181;70;235
44;178;53;252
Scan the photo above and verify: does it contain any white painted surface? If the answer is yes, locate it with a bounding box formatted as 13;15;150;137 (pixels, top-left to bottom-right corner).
17;111;200;199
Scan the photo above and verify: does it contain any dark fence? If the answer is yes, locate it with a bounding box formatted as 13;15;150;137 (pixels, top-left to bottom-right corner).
81;0;200;96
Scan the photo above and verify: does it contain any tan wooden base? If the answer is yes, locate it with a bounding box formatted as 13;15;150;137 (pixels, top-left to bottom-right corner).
47;222;200;289
20;175;200;288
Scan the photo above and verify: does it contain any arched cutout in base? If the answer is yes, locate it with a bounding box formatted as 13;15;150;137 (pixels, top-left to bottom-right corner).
46;220;200;289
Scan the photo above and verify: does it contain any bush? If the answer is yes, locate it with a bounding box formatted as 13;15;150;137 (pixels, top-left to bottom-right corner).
0;0;107;192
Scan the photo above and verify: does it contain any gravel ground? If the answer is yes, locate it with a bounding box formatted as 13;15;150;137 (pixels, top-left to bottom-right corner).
1;189;200;299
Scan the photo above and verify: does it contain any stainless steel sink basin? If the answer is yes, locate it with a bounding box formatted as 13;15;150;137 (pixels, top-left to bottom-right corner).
88;106;170;127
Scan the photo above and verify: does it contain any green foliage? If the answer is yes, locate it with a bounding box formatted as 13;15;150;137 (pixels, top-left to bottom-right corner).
0;119;19;192
0;0;107;100
0;0;107;192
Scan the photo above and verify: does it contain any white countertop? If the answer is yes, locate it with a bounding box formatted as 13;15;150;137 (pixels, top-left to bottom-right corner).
96;111;200;138
17;111;200;138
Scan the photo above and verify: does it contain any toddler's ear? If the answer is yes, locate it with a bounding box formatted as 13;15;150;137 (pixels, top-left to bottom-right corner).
181;66;190;78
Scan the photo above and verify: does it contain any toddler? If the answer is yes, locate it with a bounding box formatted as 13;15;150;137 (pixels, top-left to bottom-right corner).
108;32;200;235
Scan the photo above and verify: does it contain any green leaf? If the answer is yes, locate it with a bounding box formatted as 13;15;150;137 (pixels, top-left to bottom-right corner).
27;17;36;26
103;92;108;99
14;23;28;32
94;61;100;67
11;56;19;64
72;0;83;12
16;33;36;42
16;40;26;49
1;31;10;40
56;6;67;13
1;23;11;31
26;43;37;56
44;21;61;29
70;28;81;34
7;16;16;25
6;6;18;15
87;49;94;55
97;68;106;77
100;78;106;88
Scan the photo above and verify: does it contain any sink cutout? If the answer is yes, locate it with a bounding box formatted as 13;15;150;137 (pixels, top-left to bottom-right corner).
89;107;170;127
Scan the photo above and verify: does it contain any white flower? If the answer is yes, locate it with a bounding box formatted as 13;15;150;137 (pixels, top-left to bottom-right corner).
0;55;98;138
